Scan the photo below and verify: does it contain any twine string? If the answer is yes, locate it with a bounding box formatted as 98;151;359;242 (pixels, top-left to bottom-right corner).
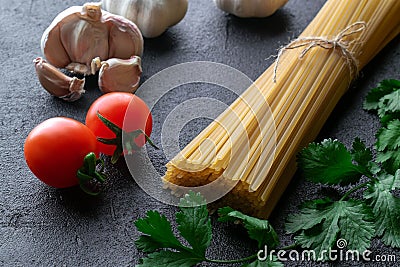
273;21;366;83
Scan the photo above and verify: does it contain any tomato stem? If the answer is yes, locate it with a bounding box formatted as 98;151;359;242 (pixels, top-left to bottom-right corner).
77;152;106;195
96;111;158;164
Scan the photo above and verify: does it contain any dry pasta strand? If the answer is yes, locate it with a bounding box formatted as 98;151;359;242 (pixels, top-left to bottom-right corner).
163;0;400;218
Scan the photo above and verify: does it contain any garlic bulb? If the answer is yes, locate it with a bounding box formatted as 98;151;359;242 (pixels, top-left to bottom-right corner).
101;0;188;38
214;0;288;18
35;2;144;101
98;56;142;93
41;2;143;75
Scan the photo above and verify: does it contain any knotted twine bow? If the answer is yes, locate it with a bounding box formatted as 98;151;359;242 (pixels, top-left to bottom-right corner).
273;21;367;83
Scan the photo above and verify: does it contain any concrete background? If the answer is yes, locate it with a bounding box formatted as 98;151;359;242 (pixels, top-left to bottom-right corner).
0;0;399;266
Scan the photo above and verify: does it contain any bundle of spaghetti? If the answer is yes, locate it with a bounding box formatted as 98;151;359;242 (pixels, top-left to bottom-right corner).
163;0;400;218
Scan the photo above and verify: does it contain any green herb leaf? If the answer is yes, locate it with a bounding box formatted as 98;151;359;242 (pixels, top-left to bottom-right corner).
135;235;166;253
297;139;363;185
286;199;333;234
299;198;333;210
351;138;377;175
380;111;400;126
351;138;372;167
376;119;400;151
136;250;202;267
176;192;212;257
363;79;400;111
286;199;374;259
134;210;183;251
378;89;400;116
217;206;236;221
364;170;400;248
376;150;400;174
135;192;212;266
218;207;279;249
241;256;283;267
375;120;400;174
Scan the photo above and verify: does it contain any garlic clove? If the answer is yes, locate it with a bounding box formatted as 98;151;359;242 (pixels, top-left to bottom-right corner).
101;0;188;38
41;2;143;74
98;56;142;94
41;4;107;71
40;6;80;68
104;13;144;58
214;0;288;18
34;57;85;102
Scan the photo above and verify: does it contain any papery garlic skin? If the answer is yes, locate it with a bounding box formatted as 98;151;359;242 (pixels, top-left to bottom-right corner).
41;2;143;75
34;57;85;102
101;0;188;38
214;0;288;18
36;2;144;101
98;56;142;93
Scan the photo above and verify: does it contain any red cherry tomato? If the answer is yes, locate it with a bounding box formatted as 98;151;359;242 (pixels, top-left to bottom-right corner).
85;92;152;156
24;117;98;188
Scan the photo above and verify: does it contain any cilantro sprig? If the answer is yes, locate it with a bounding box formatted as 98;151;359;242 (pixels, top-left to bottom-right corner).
134;79;400;266
134;192;210;266
364;170;400;247
297;138;374;185
364;79;400;125
218;207;280;249
287;78;400;257
135;192;282;266
286;199;375;259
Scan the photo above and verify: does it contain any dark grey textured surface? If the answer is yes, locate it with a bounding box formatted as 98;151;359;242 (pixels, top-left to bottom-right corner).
0;0;399;266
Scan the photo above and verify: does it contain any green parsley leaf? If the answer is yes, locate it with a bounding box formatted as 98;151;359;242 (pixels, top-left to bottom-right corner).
375;120;400;174
218;207;279;249
135;235;167;253
217;206;236;220
286;199;374;259
241;256;283;267
299;197;333;210
376;150;400;174
378;90;400;116
364;170;400;248
176;191;212;257
134;210;183;252
380;111;400;126
297;139;363;185
375;119;400;151
351;138;377;175
135;192;212;266
136;250;202;267
364;79;400;124
363;79;400;111
351;138;372;166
